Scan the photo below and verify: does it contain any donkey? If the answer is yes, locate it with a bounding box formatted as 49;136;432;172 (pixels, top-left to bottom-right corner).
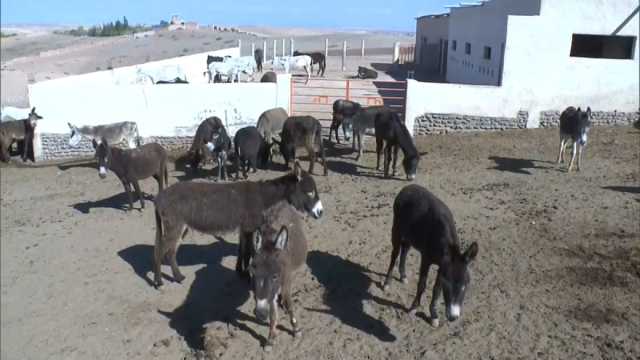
93;138;168;211
260;71;277;83
257;107;288;164
280;116;328;176
557;106;592;172
352;106;389;161
374;110;420;180
205;126;232;181
0;107;41;163
248;201;307;351
152;162;323;288
383;184;479;327
254;48;264;72
330;99;359;144
292;50;326;77
234;126;269;179
357;66;378;79
68;121;140;149
187;116;225;172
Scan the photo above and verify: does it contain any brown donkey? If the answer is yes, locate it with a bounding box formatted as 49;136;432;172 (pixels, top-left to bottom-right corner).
153;162;322;288
248;201;307;351
93;138;168;211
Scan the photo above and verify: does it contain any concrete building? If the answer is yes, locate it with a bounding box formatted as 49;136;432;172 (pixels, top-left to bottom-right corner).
415;0;639;86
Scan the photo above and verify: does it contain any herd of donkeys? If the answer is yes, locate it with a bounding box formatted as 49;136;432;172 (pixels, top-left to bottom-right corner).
0;101;598;350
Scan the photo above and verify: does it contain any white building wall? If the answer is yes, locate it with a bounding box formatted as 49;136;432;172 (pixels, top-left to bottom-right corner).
446;0;541;85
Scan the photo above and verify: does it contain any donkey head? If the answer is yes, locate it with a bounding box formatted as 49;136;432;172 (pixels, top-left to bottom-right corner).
250;225;289;322
576;107;592;146
92;137;111;179
438;242;478;322
27;107;42;127
403;156;420;181
287;161;323;219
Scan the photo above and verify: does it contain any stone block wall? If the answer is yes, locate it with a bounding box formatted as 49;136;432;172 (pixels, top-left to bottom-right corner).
539;110;639;128
413;111;529;135
38;134;195;161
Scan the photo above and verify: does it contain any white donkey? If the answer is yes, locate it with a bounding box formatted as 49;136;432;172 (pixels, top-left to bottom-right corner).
204;56;257;83
270;55;312;83
68;121;140;148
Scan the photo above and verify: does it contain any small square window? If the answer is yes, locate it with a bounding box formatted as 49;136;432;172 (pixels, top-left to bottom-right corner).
465;42;471;55
452;40;457;51
483;46;492;60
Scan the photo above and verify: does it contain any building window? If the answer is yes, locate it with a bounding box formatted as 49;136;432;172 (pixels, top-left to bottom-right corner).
452;40;457;51
570;34;636;59
483;46;492;60
465;42;471;55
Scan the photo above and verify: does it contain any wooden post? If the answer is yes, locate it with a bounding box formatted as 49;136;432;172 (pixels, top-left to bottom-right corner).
346;79;350;101
342;41;347;71
361;39;365;57
290;38;294;56
273;39;277;60
325;38;329;57
393;42;400;63
263;40;268;59
282;39;286;57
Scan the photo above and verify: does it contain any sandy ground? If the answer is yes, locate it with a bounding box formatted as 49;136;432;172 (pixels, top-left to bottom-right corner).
0;27;413;107
1;126;639;360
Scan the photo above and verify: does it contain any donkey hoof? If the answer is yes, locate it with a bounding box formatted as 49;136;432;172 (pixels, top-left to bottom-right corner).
293;329;302;338
400;276;409;284
174;274;186;283
153;279;164;289
407;308;417;316
430;317;440;328
263;343;273;353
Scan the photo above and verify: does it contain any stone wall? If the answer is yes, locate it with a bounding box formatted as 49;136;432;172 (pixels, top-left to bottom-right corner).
413;111;529;135
38;134;195;161
539;110;639;128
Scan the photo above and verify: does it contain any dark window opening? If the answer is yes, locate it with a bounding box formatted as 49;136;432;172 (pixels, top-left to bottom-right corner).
570;34;636;59
465;42;471;55
483;46;492;60
452;40;457;51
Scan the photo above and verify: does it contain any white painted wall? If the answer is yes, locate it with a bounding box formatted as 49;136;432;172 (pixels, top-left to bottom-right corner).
446;0;541;85
407;0;639;128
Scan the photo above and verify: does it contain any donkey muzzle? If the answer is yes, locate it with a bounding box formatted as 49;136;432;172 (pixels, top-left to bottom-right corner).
311;200;323;219
446;304;461;322
254;299;269;322
99;166;107;179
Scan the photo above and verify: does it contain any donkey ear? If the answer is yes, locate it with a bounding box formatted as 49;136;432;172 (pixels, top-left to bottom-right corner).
253;229;263;253
274;226;288;250
92;138;98;149
463;242;479;264
586;107;592;116
31;107;36;114
68;122;74;129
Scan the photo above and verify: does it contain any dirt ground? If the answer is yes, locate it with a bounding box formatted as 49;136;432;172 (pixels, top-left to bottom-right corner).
1;126;639;360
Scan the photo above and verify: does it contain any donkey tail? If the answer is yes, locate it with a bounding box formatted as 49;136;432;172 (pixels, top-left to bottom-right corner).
135;123;141;147
163;163;169;187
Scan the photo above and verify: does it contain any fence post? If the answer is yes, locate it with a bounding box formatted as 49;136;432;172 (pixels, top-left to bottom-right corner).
251;42;255;56
290;38;294;56
361;39;365;57
393;42;400;63
346;79;350;101
263;40;268;59
325;38;329;57
342;41;347;71
282;39;286;57
273;39;277;60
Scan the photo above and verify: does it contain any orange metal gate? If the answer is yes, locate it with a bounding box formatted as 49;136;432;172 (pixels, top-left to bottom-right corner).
290;78;407;124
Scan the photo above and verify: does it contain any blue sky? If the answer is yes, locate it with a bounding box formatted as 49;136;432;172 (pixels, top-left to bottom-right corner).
1;0;452;31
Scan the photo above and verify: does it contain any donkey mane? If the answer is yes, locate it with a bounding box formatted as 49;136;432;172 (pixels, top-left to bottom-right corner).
393;113;419;159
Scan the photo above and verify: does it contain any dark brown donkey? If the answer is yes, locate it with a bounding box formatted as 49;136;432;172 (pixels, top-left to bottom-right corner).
247;201;307;351
280;116;328;176
93;138;168;211
0;107;42;162
153;162;323;288
383;184;478;327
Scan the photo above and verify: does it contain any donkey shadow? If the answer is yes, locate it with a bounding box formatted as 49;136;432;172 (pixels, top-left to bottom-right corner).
488;156;553;175
71;191;154;213
306;251;396;342
153;240;264;349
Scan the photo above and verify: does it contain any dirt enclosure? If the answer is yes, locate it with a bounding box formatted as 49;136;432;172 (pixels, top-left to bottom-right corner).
1;127;638;360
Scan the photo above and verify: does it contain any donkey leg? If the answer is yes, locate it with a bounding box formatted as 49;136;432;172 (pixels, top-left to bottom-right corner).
132;180;145;209
392;145;399;177
428;277;442;327
383;219;401;291
167;226;187;283
281;284;301;337
264;300;279;352
121;180;135;211
307;144;316;175
398;244;410;284
556;138;566;164
383;144;393;178
577;143;583;171
567;141;577;172
408;259;430;315
375;137;383;171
